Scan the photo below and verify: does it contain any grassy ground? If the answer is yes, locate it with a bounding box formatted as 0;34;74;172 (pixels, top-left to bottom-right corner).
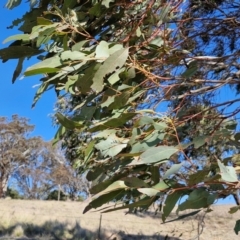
0;199;239;240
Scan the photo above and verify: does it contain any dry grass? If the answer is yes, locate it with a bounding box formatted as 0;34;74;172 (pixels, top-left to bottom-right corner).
0;199;239;240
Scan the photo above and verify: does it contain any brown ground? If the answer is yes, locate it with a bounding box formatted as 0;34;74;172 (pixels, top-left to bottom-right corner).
0;199;239;240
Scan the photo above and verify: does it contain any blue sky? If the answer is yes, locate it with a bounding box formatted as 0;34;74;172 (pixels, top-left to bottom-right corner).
0;3;57;140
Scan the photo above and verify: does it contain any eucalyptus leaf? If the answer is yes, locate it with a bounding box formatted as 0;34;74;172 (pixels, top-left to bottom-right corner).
217;160;238;182
91;48;129;92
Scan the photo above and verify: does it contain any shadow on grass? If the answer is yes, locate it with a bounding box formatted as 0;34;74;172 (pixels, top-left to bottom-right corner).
0;220;182;240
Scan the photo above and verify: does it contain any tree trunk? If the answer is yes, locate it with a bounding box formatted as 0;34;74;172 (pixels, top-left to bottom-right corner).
0;177;8;198
58;184;61;201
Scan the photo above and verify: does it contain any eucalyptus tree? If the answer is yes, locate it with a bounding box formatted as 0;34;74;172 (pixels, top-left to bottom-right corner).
2;0;240;235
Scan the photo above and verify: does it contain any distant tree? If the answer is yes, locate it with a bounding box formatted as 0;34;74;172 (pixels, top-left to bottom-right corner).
6;187;22;199
46;189;66;201
51;156;90;201
0;115;39;198
12;140;61;199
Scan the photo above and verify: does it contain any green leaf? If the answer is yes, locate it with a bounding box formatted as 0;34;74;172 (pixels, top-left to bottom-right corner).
152;181;169;191
93;181;127;198
123;177;149;188
36;26;56;47
91;48;129;92
83;189;124;214
25;67;59;76
95;134;128;157
52;126;66;145
3;34;30;44
188;170;209;185
12;57;24;83
229;206;240;214
182;61;198;78
95;41;110;60
102;0;115;8
55;113;83;130
60;51;87;61
75;63;100;94
72;40;90;51
102;197;155;213
178;188;216;212
136;27;142;37
137;188;159;197
0;46;44;61
130;146;179;165
89;3;102;17
37;17;53;25
108;91;131;110
130;130;165;153
217;160;238;182
32;82;49;108
135;116;154;126
234;220;240;235
25;55;62;72
192;136;208;149
162;191;182;222
163;163;183;179
5;0;21;9
89;112;136;132
150;166;160;185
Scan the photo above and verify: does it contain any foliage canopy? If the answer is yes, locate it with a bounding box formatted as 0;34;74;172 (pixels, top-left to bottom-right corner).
2;0;240;234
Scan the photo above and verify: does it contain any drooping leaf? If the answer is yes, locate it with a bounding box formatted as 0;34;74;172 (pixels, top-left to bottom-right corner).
12;57;24;83
32;82;49;108
234;220;240;235
55;113;83;130
162;191;182;222
150;166;160;185
52;126;66;145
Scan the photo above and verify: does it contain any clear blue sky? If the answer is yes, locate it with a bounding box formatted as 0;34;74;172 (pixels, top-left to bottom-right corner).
0;2;57;140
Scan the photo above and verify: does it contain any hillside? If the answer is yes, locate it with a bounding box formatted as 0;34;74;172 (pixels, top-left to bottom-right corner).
0;199;239;240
